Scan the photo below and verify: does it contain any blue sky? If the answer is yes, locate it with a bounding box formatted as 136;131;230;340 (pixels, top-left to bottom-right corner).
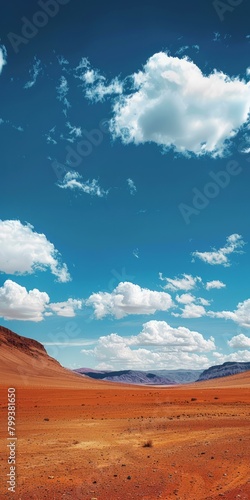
0;0;250;370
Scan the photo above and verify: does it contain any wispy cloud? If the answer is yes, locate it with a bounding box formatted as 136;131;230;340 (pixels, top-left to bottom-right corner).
57;55;69;67
56;75;71;115
74;57;123;102
127;178;137;195
159;273;202;292
46;126;57;145
133;248;139;259
0;118;24;132
24;57;42;89
175;44;199;56
66;121;82;140
43;340;96;346
0;45;7;74
192;234;245;267
57;171;108;197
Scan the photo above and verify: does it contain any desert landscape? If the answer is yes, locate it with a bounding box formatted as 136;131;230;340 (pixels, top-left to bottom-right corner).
0;326;250;500
2;1;250;498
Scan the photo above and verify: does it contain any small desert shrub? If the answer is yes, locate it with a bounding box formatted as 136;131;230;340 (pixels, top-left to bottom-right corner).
191;398;197;401
143;440;153;448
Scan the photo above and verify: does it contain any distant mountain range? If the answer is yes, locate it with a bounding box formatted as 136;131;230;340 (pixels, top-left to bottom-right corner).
197;361;250;381
75;362;250;385
74;368;203;385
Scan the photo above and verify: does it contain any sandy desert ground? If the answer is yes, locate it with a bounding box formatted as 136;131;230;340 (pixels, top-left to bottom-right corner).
0;327;250;500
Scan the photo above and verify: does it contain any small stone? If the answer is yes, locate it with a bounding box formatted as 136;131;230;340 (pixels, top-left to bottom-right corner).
48;475;54;479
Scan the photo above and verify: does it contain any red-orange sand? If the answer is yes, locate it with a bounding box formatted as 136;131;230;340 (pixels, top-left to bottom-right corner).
0;327;250;499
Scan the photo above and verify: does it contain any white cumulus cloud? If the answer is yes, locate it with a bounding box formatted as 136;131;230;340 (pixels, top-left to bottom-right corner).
176;293;195;304
110;52;250;157
192;234;245;267
86;281;173;319
0;219;71;282
0;280;50;322
132;320;215;351
0;280;82;322
213;350;250;363
206;280;226;290
81;320;215;370
228;333;250;349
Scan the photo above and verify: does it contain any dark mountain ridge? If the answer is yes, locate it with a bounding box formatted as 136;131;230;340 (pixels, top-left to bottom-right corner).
198;361;250;381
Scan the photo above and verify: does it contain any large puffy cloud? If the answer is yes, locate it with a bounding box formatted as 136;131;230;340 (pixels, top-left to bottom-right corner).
131;321;215;351
81;320;215;370
0;46;7;74
110;52;250;157
0;280;82;322
208;298;250;328
192;234;245;267
160;273;202;292
86;281;173;319
0;220;70;282
0;280;49;322
228;333;250;349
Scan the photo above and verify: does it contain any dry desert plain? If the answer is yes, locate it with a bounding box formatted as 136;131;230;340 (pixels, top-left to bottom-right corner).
0;327;250;500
